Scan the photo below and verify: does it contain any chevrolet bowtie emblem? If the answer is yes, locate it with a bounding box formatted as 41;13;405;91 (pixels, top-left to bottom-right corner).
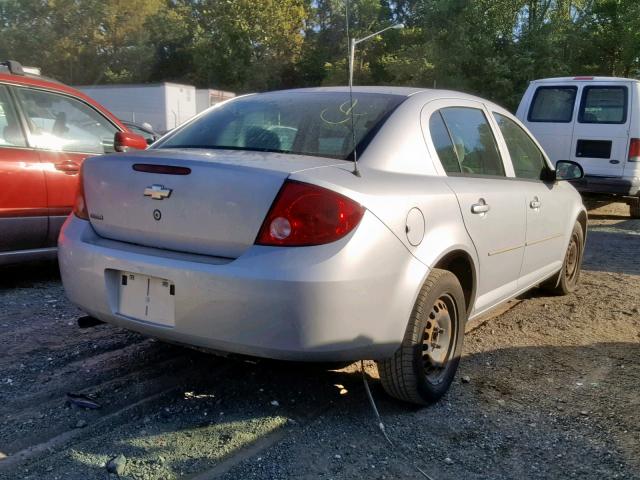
144;184;172;200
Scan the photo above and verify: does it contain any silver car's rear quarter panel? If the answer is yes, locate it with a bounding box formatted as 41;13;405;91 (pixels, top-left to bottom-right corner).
58;212;429;361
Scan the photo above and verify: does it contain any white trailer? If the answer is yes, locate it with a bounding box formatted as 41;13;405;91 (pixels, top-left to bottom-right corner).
195;89;236;113
77;83;197;133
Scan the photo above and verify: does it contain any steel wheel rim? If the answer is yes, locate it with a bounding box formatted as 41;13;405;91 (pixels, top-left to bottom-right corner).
422;294;457;385
565;234;579;283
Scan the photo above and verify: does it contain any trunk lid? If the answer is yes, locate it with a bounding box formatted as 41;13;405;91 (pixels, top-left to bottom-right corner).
83;148;348;258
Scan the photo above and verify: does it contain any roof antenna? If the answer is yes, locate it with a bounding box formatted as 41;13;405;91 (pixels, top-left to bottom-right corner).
346;12;404;177
345;0;361;177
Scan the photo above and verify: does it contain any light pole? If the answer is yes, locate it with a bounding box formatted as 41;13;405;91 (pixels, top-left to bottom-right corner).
348;23;404;88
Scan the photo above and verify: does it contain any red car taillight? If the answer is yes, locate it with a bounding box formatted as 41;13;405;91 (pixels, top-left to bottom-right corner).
73;166;89;220
255;180;365;246
628;138;640;162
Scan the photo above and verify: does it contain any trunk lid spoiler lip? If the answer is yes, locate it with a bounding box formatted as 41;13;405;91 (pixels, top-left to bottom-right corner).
89;148;353;175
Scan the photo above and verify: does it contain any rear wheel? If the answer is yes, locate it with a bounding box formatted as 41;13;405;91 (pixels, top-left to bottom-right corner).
630;195;640;219
377;269;466;405
542;221;584;295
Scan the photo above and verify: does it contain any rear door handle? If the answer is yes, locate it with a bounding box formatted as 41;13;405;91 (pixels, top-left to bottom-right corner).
530;197;541;209
55;161;80;174
471;199;490;214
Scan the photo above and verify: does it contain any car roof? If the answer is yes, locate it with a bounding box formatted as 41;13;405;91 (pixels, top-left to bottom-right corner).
270;86;426;96
0;71;127;131
530;76;639;84
256;86;499;105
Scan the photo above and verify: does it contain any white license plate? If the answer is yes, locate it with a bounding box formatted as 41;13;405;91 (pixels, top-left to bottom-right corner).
117;272;175;326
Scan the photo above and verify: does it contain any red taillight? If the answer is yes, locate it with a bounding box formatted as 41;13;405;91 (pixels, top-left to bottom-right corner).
255;180;365;246
73;166;89;220
629;138;640;162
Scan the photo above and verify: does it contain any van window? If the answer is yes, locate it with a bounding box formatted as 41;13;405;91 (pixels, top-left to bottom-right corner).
428;111;461;173
528;86;577;123
439;107;505;177
494;113;547;180
578;86;627;124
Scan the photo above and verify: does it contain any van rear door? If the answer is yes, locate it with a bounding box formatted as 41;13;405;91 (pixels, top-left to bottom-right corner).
569;82;630;177
518;83;578;163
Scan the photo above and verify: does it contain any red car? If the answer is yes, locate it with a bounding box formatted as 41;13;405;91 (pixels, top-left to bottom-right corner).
0;60;147;265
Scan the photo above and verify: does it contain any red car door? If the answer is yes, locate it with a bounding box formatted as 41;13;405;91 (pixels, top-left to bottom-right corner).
13;86;119;244
0;85;48;252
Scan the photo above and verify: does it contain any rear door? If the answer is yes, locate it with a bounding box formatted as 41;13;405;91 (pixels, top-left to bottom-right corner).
13;86;119;245
570;82;630;177
522;84;578;162
424;100;526;314
0;84;48;252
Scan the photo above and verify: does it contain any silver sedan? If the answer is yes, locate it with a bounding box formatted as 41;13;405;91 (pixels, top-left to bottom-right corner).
58;87;587;405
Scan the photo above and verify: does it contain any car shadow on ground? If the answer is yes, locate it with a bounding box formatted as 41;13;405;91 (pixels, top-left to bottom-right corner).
587;213;631;221
7;337;638;480
0;261;60;290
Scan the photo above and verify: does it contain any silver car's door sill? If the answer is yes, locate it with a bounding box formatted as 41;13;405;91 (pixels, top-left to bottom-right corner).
468;263;562;322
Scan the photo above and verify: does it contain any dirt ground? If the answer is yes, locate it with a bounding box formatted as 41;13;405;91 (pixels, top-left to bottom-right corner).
0;201;638;480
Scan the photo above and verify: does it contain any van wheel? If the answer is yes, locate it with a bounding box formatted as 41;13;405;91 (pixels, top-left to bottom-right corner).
542;221;584;295
630;196;640;219
377;269;466;405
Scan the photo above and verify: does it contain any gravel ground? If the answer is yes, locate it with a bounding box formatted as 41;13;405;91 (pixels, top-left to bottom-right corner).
0;201;638;480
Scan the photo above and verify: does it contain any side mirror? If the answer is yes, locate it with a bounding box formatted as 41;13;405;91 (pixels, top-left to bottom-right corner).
114;131;148;152
555;160;584;181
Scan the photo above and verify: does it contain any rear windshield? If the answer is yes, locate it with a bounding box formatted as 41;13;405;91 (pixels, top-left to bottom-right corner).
579;86;628;124
155;92;405;160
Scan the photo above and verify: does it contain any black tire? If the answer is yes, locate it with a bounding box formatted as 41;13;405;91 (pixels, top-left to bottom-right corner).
541;221;584;295
630;196;640;219
377;269;466;405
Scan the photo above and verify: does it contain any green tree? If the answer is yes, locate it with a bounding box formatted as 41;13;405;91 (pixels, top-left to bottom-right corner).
0;0;166;85
189;0;308;91
1;0;638;108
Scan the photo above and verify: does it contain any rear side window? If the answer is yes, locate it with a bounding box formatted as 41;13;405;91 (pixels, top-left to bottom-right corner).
494;113;547;180
429;112;461;173
435;107;505;177
0;86;26;147
578;86;628;124
528;86;577;123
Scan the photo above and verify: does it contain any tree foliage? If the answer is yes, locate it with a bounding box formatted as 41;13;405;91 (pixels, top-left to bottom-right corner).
1;0;638;110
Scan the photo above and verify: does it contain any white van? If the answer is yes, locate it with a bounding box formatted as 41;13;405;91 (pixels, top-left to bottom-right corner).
517;77;640;217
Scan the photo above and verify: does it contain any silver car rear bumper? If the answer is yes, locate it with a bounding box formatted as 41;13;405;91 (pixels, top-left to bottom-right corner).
58;214;428;361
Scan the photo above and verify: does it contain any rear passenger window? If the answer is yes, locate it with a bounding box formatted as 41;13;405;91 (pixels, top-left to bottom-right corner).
578;86;627;124
0;86;26;147
15;87;118;154
429;112;461;173
438;107;505;177
494;113;547;180
528;86;577;123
